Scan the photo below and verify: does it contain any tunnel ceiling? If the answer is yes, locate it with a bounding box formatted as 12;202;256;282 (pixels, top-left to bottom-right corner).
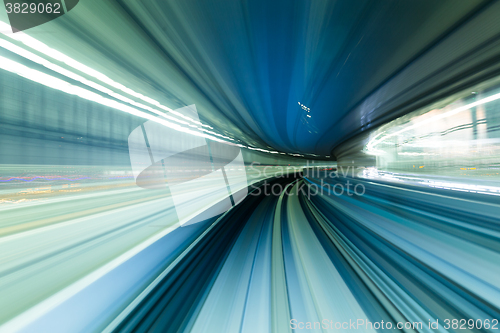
3;0;489;157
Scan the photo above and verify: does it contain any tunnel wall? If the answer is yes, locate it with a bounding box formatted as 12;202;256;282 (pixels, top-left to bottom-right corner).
0;69;308;170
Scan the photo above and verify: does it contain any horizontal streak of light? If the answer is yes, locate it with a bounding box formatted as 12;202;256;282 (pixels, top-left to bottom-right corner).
0;176;91;182
0;55;227;143
0;176;135;182
0;21;207;128
0;32;234;141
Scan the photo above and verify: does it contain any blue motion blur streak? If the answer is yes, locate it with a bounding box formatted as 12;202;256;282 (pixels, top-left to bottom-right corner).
106;174;500;333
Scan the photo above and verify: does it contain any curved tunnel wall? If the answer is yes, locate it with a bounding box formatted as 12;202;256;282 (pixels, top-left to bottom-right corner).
331;1;500;161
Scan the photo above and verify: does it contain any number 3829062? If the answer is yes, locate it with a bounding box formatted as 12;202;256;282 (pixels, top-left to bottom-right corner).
5;3;61;14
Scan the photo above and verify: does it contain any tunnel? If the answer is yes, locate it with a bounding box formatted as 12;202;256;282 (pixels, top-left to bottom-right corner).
1;0;500;332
